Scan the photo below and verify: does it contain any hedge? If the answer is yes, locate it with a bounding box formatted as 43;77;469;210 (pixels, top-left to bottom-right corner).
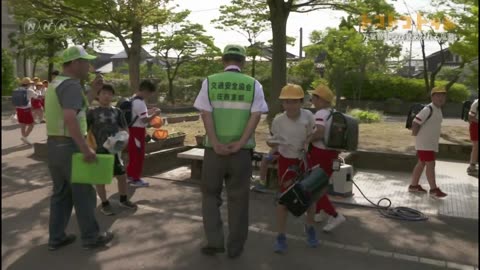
2;49;16;96
342;73;469;103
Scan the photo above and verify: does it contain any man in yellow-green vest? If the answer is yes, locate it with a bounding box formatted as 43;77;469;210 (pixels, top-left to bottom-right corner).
45;45;113;251
194;44;268;258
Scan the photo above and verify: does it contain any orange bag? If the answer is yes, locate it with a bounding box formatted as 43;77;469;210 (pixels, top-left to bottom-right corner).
152;129;168;140
150;116;163;129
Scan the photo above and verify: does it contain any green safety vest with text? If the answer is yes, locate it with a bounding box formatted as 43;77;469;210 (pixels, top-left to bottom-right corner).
204;71;256;149
45;76;88;137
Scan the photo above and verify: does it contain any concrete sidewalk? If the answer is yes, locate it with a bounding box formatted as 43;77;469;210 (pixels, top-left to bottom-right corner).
330;160;479;220
2;156;478;270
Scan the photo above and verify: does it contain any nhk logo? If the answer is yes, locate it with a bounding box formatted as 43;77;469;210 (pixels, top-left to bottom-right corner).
24;18;70;36
360;13;456;31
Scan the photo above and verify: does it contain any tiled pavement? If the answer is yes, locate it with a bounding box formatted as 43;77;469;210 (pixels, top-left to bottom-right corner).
156;160;478;220
329;160;479;220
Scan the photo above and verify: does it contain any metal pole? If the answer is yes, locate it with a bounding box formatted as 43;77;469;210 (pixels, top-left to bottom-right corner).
299;27;303;59
408;30;413;77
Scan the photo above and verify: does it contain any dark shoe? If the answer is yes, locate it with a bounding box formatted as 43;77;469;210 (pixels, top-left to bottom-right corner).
274;234;287;253
430;187;447;198
100;204;115;216
227;247;244;259
201;246;225;256
48;234;76;251
82;231;114;250
119;200;138;210
408;185;427;193
467;166;478;177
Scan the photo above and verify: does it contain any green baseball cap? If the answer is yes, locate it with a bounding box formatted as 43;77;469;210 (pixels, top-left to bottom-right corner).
223;44;246;57
62;45;96;63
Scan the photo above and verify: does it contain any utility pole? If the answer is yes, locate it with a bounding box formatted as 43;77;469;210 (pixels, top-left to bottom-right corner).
408;29;413;77
299;27;303;60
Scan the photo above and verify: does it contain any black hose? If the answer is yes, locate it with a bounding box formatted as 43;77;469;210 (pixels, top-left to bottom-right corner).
351;180;428;221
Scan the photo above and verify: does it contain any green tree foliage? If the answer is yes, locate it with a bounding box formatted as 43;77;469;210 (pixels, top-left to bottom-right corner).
212;0;270;77
12;0;171;91
305;27;400;105
2;49;16;96
341;73;469;103
149;10;220;105
266;0;396;120
288;59;318;91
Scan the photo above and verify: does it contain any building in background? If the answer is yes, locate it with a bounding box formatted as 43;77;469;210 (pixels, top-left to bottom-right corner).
2;1;31;77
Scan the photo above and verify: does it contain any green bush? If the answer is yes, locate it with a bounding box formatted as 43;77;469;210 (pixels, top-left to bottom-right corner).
310;78;330;90
347;109;382;123
2;49;16;96
342;73;469;103
257;75;272;101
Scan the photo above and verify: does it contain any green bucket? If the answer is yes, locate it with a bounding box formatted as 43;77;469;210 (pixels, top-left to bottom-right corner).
71;153;114;185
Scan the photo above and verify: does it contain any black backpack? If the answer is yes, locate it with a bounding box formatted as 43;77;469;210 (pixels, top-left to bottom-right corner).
461;100;473;122
11;88;29;107
406;104;432;129
325;110;359;151
117;96;142;127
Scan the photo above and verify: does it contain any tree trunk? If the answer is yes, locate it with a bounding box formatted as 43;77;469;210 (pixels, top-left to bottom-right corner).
445;62;465;91
267;2;290;123
32;58;38;78
420;37;430;95
168;78;175;105
430;44;445;90
333;67;344;111
128;24;142;93
251;55;256;77
47;38;55;82
23;52;28;77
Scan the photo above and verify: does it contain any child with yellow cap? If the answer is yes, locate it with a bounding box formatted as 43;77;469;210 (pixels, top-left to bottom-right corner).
306;84;346;232
268;84;318;253
408;86;448;198
32;80;45;123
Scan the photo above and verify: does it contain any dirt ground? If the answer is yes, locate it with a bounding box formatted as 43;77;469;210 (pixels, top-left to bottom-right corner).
162;115;470;154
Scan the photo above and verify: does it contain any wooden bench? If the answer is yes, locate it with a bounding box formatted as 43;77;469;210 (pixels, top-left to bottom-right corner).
177;148;205;180
177;148;279;187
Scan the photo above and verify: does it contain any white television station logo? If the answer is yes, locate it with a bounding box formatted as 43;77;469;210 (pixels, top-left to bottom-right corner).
24;18;70;36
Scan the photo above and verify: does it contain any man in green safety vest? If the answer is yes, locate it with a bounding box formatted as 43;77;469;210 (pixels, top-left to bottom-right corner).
45;45;113;251
193;44;268;258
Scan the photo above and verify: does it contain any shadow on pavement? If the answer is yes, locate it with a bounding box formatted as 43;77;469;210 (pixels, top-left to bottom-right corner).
1;161;51;199
2;123;20;131
1;144;33;156
6;244;102;270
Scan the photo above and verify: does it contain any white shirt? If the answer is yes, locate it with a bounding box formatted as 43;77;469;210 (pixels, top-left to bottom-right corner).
16;86;38;109
270;109;315;159
131;97;148;128
312;108;334;149
193;65;269;113
413;103;443;152
470;99;478;121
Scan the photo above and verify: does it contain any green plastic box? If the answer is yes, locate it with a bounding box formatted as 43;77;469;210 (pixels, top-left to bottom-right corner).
71;153;114;185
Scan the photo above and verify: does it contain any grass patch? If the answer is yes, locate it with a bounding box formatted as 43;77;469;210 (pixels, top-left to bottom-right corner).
163;117;470;154
348;109;383;123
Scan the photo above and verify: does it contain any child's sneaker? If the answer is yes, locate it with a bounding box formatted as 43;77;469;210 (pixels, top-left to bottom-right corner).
408;185;427;193
304;225;318;248
119;200;137;210
430;187;447;198
274;234;287;253
323;213;346;232
314;211;328;223
100;203;115;216
467;166;478;177
129;179;149;187
21;137;32;145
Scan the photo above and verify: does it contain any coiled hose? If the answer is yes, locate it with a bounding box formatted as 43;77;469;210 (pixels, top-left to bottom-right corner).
351;179;428;221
